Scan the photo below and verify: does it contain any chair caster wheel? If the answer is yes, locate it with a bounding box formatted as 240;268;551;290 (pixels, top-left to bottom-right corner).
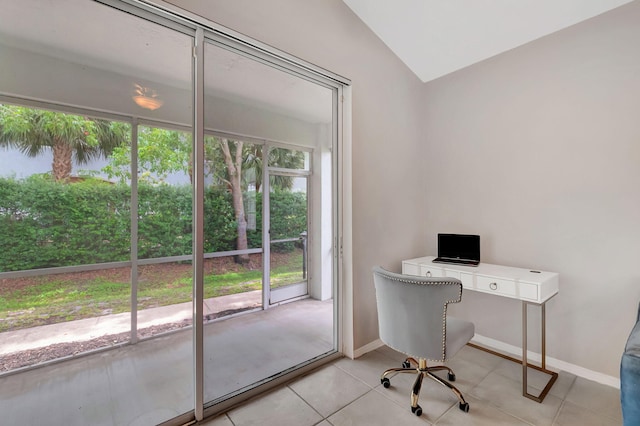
402;360;411;368
381;377;390;388
459;402;470;412
411;405;422;416
448;372;456;381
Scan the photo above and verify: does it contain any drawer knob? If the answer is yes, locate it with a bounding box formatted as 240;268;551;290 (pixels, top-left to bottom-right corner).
489;282;498;290
425;271;432;277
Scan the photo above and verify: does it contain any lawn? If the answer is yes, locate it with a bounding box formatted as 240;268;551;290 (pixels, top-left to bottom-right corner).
0;250;304;332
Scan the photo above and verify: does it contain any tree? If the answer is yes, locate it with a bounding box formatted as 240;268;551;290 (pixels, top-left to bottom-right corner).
102;126;191;184
205;138;306;263
242;145;305;192
102;128;303;263
0;105;129;182
103;131;252;262
217;138;250;263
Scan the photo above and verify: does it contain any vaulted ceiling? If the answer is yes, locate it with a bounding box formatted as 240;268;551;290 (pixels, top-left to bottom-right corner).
342;0;635;82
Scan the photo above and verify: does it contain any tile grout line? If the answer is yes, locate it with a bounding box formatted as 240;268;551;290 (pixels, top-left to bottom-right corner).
286;383;327;422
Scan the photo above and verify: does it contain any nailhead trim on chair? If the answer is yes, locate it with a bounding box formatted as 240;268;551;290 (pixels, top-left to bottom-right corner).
374;269;463;362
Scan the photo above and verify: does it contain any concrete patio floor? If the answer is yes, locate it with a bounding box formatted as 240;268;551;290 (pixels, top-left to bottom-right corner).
1;290;263;356
0;297;335;426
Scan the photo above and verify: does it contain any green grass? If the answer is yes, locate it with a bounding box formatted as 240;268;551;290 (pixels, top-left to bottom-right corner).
0;251;305;332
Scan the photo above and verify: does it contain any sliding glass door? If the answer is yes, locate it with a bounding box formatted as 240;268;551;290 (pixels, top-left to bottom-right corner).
0;0;344;424
0;0;196;423
201;40;337;408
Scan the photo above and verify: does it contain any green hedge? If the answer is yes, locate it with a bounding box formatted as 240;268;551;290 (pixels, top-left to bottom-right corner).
246;190;308;252
0;176;306;272
0;175;131;271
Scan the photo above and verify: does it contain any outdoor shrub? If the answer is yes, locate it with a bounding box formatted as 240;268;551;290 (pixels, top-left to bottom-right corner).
0;175;130;271
137;183;192;258
0;177;307;272
246;191;307;252
203;189;237;252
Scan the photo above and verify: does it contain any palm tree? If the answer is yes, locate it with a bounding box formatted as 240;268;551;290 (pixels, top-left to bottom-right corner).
0;105;128;182
206;138;305;263
242;145;305;192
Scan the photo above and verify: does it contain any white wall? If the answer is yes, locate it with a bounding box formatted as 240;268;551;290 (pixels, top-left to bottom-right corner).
421;1;640;378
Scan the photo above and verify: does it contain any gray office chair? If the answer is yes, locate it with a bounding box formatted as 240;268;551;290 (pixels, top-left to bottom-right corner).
373;266;475;416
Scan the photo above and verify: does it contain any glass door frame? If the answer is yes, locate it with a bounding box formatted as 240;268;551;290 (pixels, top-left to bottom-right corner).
195;28;346;420
193;23;350;421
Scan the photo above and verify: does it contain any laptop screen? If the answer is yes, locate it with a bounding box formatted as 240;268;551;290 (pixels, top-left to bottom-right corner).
437;234;480;262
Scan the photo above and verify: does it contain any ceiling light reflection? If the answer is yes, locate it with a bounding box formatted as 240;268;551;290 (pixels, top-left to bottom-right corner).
133;84;164;110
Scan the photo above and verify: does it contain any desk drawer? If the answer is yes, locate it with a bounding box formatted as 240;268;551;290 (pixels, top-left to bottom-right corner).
402;262;420;276
519;282;539;301
419;265;444;278
476;276;516;297
459;272;473;289
442;269;461;280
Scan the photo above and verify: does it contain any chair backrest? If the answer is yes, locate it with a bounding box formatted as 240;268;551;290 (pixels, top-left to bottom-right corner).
373;266;463;361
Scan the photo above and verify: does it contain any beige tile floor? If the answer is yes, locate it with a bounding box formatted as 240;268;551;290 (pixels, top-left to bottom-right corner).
200;345;622;426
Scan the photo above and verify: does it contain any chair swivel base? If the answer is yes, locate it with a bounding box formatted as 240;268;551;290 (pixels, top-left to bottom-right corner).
380;357;470;416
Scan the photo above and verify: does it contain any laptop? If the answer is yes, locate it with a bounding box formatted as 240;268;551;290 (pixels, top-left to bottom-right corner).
433;234;480;266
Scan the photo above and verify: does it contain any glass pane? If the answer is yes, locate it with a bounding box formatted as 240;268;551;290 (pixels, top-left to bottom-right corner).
203;40;335;408
137;261;193;339
268;147;310;171
202;43;333;146
270;175;308;300
0;105;135;370
203;254;262;318
203;136;261;251
135;125;193;259
0;106;132;269
0;266;131;372
0;1;194;424
269;242;306;288
0;0;193;125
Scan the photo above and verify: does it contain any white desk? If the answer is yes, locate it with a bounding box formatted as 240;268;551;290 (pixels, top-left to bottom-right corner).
402;256;559;402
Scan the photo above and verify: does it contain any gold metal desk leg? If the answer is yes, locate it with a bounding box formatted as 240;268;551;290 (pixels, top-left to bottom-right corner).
468;301;557;403
522;301;557;403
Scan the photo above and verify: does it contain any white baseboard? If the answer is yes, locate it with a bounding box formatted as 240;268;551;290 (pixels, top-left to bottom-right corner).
470;334;620;389
354;334;620;389
352;338;384;359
